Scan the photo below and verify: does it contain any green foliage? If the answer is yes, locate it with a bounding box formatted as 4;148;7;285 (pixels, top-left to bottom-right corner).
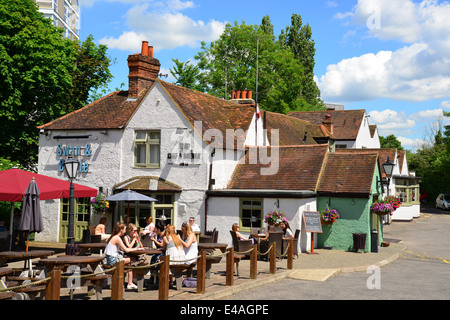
170;58;204;91
380;134;404;150
0;0;113;169
180;14;324;113
407;113;450;201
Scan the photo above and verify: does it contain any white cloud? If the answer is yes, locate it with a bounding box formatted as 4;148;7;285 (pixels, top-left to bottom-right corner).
397;136;426;149
411;108;444;120
318;0;450;103
99;1;225;52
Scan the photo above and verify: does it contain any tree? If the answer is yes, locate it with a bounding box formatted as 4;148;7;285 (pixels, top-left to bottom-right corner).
380;134;404;150
180;14;324;113
169;58;204;91
0;0;113;169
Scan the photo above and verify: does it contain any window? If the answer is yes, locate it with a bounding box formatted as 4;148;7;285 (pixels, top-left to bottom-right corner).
395;179;420;206
240;199;263;232
335;144;347;149
121;193;174;228
134;131;160;168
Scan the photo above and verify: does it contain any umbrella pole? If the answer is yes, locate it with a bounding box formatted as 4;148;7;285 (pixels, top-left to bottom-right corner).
26;232;29;252
9;203;13;251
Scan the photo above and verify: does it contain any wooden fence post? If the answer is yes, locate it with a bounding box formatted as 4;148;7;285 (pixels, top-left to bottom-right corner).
159;255;170;300
287;239;294;270
250;244;257;279
45;269;61;300
226;247;234;286
270;242;276;274
196;251;206;294
111;260;124;300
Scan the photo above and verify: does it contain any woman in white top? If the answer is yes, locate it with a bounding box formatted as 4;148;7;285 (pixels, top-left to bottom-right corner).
281;221;294;240
163;224;186;285
141;216;155;238
181;222;198;264
105;222;144;290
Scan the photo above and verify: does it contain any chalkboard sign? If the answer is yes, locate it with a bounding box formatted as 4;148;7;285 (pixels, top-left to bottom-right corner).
303;211;323;233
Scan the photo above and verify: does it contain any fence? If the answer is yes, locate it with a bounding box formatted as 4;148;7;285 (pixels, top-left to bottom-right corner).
0;240;294;300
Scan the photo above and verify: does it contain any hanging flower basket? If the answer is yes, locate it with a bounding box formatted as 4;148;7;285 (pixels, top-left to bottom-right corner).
265;211;287;226
370;201;393;216
320;208;340;225
384;196;401;212
91;195;111;214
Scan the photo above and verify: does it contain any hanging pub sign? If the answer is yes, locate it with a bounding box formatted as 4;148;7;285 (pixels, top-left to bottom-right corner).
56;143;93;173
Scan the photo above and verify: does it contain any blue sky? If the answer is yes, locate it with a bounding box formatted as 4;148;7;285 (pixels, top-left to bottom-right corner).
78;0;450;150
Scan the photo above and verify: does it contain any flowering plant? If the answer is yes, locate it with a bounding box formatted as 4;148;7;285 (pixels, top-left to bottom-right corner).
320;208;340;224
265;211;287;225
370;201;393;215
384;196;401;212
91;195;110;214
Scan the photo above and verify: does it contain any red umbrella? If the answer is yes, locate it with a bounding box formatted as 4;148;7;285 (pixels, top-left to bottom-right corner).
0;168;98;250
0;168;97;202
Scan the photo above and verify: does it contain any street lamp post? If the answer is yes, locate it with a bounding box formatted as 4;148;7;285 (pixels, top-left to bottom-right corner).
64;156;80;245
382;157;395;197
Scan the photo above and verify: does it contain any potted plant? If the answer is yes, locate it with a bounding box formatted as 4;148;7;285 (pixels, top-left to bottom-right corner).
91;195;110;215
264;210;286;227
320;208;340;225
370;201;393;216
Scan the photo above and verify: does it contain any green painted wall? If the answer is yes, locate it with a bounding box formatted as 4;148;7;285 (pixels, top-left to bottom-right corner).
317;162;383;252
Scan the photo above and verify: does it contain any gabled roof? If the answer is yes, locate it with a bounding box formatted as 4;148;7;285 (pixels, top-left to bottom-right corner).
114;176;182;192
227;145;329;191
263;111;334;145
317;152;379;197
38;79;256;149
287;109;366;140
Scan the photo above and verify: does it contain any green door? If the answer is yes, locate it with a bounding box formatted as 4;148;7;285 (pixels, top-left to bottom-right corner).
59;198;91;243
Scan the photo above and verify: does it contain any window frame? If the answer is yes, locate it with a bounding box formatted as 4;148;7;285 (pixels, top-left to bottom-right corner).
134;130;161;168
239;198;264;232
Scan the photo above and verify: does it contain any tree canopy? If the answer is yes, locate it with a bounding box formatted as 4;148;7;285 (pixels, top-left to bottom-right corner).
380;134;404;150
171;14;324;114
0;0;113;169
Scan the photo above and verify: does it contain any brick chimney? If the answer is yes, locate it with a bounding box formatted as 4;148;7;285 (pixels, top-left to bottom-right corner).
322;114;334;134
128;41;161;98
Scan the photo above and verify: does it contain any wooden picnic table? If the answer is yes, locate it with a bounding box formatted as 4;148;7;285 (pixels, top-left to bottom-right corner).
0;250;55;267
197;243;228;279
77;242;107;256
0;267;14;277
38;255;104;273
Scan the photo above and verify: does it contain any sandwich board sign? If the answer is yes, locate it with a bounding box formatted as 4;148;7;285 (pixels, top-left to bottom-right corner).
302;211;322;254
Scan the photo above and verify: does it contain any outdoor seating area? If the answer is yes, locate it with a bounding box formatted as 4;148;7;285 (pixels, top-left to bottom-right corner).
0;233;296;300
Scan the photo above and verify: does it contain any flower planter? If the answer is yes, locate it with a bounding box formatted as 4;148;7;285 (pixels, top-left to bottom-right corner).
373;211;391;216
321;220;334;225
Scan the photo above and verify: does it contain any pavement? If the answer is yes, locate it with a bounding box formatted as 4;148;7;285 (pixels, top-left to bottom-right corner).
5;236;404;300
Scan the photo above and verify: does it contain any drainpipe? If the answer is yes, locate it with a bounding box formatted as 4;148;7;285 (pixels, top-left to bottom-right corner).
205;148;215;231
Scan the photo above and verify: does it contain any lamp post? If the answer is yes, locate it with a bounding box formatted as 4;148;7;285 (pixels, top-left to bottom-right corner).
64;155;79;245
382;157;395;197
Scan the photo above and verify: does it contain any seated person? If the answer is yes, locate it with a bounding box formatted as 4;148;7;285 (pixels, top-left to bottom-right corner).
94;217;110;242
189;217;201;233
141;216;155;238
180;222;198;265
282;221;294;240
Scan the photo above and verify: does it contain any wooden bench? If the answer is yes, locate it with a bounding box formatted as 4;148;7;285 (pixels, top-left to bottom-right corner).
170;264;194;290
0;291;16;300
16;285;47;300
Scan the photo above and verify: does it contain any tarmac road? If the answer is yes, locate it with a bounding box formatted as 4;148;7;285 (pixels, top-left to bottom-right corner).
226;205;450;300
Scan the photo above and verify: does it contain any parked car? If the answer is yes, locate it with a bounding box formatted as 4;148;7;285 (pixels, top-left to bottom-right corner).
435;194;450;210
420;190;429;204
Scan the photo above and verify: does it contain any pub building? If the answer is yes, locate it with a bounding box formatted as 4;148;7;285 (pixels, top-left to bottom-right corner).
37;41;386;252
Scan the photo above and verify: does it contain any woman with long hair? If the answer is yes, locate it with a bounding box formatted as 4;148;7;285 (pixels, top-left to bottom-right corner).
181;222;198;264
281;221;294;240
105;222;144;290
163;224;186;264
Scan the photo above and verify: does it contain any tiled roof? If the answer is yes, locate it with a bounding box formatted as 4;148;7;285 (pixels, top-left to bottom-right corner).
227;145;328;191
263;111;334;145
335;148;397;178
159;81;255;149
317;152;379;196
287;110;366;140
38;79;256;149
114;176;182;192
369;125;377;138
38;89;147;130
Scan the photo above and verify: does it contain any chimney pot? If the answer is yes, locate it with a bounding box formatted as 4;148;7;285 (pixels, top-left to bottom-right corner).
231;90;236;99
148;46;153;58
141;41;149;56
247;90;252;99
242;90;247;99
236;90;241;99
